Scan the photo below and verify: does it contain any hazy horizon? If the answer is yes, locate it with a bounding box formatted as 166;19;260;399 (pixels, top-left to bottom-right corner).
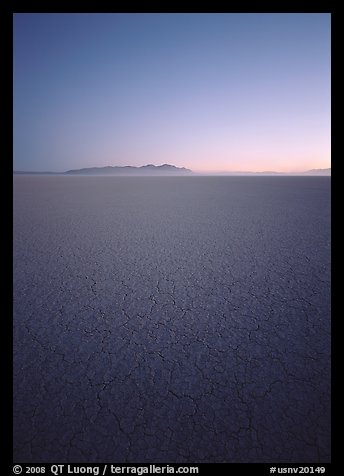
13;163;331;175
14;13;330;173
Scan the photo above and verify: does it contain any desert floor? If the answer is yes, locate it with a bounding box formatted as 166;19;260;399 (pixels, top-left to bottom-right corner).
13;176;331;463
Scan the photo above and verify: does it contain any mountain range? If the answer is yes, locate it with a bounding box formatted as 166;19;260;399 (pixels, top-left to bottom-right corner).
65;164;192;175
14;164;192;175
211;168;331;176
299;168;331;176
13;165;331;176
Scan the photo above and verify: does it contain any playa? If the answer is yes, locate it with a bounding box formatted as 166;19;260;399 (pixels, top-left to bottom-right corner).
13;175;331;463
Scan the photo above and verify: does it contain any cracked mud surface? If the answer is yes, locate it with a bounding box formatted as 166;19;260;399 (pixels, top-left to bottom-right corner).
13;176;331;463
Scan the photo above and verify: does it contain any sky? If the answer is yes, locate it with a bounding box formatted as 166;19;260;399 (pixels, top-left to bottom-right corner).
13;13;331;173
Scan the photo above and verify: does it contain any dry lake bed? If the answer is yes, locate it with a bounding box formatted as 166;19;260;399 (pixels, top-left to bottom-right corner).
13;176;331;463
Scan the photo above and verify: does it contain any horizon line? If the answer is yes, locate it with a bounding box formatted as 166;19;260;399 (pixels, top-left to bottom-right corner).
13;164;331;176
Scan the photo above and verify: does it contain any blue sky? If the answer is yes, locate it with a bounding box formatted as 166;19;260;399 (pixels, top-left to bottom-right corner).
13;13;331;173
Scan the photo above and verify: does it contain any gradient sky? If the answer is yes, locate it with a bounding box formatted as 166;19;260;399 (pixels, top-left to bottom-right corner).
13;13;331;173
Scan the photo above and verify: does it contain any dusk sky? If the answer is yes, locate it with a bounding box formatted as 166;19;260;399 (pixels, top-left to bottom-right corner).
13;13;331;173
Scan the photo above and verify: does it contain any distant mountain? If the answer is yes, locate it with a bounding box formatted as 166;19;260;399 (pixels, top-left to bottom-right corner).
250;168;331;176
302;168;331;176
64;164;193;175
13;165;331;176
197;168;331;176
